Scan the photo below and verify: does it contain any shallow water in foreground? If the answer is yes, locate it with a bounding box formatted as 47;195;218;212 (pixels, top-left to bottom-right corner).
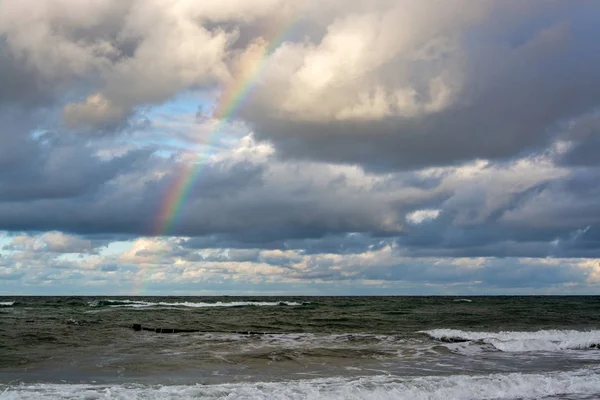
1;296;600;399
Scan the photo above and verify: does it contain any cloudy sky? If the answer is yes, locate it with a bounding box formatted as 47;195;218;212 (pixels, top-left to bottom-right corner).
1;0;599;295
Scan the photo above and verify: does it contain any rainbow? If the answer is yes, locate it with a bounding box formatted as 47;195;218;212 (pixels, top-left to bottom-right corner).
152;12;303;238
132;9;305;295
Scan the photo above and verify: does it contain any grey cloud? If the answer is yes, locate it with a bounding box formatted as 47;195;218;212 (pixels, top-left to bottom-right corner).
559;138;600;167
0;116;597;260
0;134;402;239
183;233;392;257
0;41;54;107
0;0;302;131
394;179;600;260
244;1;600;170
499;171;600;230
0;0;599;280
552;111;600;166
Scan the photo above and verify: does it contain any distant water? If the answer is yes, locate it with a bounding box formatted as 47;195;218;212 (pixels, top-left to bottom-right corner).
1;296;600;399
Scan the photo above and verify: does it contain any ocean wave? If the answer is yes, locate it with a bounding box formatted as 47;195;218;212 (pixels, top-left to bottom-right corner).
0;301;15;307
421;328;600;352
2;368;599;399
452;298;472;303
196;332;405;357
87;299;305;308
134;331;403;348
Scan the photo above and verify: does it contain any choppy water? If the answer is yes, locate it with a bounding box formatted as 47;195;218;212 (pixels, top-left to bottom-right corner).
1;296;600;399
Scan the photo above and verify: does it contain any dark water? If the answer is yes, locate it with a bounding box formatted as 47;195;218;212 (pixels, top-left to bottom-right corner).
1;296;600;399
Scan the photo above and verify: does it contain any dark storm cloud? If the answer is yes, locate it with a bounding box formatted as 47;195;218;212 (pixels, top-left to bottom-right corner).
0;41;54;107
0;104;597;259
0;141;153;202
0;122;400;239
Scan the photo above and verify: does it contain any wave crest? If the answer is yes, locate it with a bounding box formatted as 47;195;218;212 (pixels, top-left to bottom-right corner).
87;299;305;308
2;368;599;399
421;328;600;352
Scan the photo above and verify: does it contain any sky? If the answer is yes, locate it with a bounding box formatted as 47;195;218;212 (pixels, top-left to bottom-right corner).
0;0;599;295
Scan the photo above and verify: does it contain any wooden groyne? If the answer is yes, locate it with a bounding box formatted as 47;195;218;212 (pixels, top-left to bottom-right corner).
132;324;200;333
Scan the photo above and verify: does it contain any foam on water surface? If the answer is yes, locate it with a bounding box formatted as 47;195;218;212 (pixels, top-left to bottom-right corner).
0;301;15;307
87;299;304;308
4;297;600;398
2;368;600;400
422;329;600;352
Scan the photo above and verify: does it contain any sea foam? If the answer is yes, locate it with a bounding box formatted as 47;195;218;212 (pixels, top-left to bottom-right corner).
421;328;600;352
0;301;15;307
1;368;599;399
87;299;304;308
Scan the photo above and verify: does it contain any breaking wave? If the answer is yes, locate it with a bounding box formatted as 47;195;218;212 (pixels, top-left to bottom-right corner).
87;299;305;308
452;298;472;303
2;368;599;399
0;301;15;307
421;329;600;352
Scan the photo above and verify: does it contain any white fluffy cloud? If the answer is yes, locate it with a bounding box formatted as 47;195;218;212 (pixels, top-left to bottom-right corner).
246;0;488;121
1;232;599;295
4;232;92;253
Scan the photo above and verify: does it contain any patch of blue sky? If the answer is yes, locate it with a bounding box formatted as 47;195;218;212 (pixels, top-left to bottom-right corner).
99;240;133;257
0;232;12;256
121;89;249;157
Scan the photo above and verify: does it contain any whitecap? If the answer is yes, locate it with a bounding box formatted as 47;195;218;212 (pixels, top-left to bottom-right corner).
421;328;600;352
2;367;600;399
87;299;304;308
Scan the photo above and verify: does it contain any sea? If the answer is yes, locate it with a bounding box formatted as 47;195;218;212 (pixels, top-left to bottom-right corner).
1;296;600;399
